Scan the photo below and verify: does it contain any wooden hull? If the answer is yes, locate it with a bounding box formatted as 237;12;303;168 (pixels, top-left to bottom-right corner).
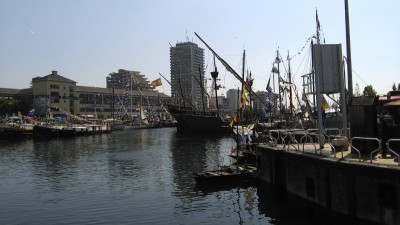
168;105;230;134
193;166;257;184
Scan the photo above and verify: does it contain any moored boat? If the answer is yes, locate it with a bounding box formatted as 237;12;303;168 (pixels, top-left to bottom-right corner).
0;115;35;139
168;105;230;134
193;165;257;184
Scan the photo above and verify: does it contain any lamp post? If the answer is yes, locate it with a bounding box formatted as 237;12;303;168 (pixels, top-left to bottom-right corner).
94;95;97;118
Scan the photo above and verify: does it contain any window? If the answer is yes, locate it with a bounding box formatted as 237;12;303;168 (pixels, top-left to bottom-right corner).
50;84;59;89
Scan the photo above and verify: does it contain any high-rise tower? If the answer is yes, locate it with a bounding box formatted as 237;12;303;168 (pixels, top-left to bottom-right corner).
170;42;206;110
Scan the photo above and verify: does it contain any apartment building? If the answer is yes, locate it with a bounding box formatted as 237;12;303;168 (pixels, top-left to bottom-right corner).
170;41;207;110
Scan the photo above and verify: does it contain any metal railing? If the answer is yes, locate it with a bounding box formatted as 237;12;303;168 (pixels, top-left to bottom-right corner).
268;130;282;145
387;139;400;166
263;131;398;166
349;137;381;162
268;129;326;154
281;131;299;151
300;131;317;154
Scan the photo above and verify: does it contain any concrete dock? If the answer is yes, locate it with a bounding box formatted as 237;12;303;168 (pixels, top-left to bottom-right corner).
256;135;400;225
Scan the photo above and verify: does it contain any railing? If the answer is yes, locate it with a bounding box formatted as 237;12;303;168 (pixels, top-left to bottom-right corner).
311;133;325;155
281;131;298;151
269;129;298;151
264;131;398;166
268;129;325;154
300;131;317;154
387;139;400;166
349;137;380;162
268;130;282;145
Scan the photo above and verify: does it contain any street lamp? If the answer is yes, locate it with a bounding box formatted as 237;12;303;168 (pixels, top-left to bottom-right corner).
94;95;96;118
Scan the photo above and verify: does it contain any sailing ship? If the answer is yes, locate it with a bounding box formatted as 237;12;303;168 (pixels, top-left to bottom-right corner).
167;105;229;134
124;96;153;129
161;61;230;134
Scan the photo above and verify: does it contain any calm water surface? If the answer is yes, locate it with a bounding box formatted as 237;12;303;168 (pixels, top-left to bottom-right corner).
0;128;344;225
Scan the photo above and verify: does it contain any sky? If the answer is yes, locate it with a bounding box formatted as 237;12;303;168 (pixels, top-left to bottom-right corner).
1;0;399;96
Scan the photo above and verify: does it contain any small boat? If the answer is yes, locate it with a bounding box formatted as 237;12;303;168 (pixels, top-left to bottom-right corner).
193;165;257;184
0;115;35;138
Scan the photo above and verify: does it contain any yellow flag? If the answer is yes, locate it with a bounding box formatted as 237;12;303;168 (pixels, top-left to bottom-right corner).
241;91;247;101
321;95;329;111
150;78;162;87
229;113;239;127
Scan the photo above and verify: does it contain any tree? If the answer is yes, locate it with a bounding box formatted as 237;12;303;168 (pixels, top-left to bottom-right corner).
0;98;20;115
363;85;377;97
398;83;400;91
392;82;397;91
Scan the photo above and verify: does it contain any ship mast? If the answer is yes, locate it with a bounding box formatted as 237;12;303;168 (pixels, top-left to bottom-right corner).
241;50;245;123
198;66;206;113
288;51;293;115
211;56;219;117
194;32;265;105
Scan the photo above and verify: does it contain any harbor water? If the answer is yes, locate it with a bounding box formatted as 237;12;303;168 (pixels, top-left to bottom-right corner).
1;127;351;225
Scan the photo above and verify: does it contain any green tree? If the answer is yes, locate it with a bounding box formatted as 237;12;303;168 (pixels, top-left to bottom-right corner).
363;85;377;97
0;98;21;115
392;82;397;91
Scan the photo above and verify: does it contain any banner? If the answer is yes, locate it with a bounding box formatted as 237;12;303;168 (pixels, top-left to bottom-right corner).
150;78;162;87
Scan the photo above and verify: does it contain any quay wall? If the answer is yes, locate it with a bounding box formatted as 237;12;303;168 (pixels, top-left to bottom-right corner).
257;146;400;225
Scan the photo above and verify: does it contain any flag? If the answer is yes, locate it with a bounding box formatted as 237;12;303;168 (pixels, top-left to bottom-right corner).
241;91;249;104
266;77;278;99
266;92;277;99
244;76;252;92
229;113;239;127
264;101;273;109
321;95;329;111
266;77;272;93
275;56;281;64
28;109;35;116
150;78;162;87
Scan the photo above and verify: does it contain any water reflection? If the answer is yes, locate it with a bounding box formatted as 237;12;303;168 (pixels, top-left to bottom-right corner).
1;127;360;225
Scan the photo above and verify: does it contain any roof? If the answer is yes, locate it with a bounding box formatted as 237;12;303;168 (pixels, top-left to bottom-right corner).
352;96;376;106
76;86;111;94
0;88;33;97
0;88;20;95
32;71;76;83
17;88;33;95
